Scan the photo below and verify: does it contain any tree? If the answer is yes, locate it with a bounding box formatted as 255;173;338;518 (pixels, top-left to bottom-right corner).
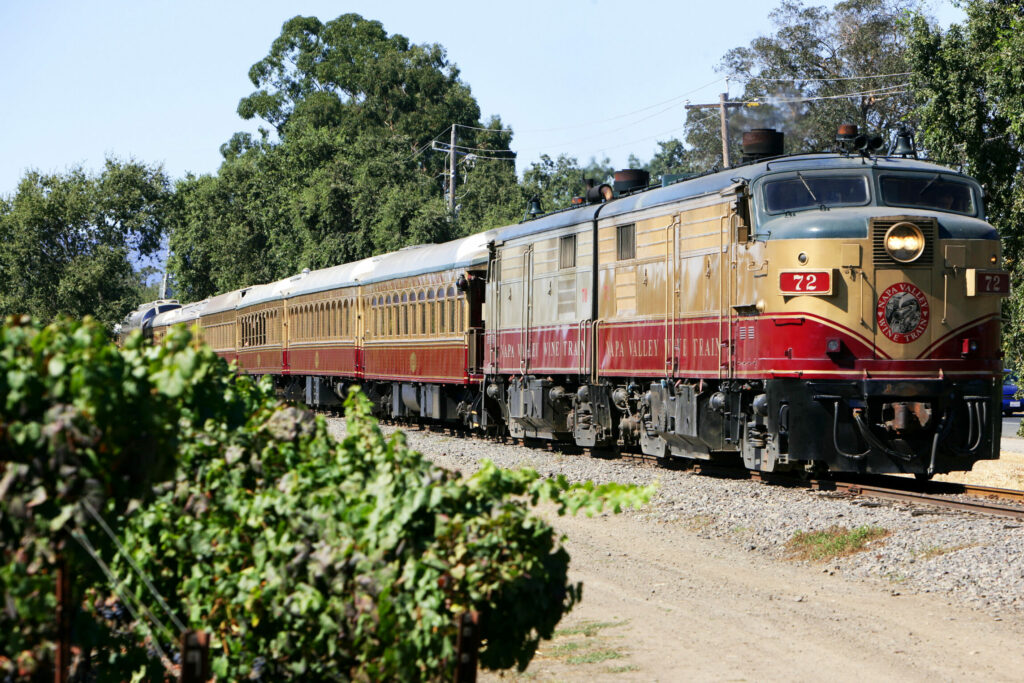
687;0;926;168
0;159;172;327
627;139;702;183
905;1;1024;372
169;14;520;300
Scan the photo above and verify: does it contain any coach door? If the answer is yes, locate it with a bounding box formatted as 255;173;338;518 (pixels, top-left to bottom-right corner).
521;245;534;374
485;249;500;374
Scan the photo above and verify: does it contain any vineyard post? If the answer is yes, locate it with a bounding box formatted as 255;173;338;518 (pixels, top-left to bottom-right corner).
179;630;209;683
54;554;72;683
453;611;479;683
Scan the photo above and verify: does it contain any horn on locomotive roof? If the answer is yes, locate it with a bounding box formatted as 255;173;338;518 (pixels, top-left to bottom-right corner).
836;124;885;155
740;128;784;162
583;177;614;204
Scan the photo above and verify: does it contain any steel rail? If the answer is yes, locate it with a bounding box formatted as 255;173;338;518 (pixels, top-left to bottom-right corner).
830;481;1024;520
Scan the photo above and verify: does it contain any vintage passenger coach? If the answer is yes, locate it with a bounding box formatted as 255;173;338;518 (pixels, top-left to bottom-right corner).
139;126;1009;478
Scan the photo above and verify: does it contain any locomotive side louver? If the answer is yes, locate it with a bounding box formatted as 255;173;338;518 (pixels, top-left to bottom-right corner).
872;217;935;267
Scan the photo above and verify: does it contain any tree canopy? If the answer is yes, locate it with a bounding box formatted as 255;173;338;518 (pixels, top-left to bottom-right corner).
905;0;1024;370
0;159;172;328
684;0;925;167
169;14;521;301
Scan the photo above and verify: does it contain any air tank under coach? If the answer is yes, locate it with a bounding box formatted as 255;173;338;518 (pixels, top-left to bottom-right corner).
139;124;1009;478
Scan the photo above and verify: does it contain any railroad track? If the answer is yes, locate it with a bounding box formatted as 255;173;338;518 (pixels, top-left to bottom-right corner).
357;416;1024;521
821;478;1024;521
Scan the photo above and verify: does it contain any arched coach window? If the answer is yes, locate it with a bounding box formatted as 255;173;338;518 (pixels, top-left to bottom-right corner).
400;293;407;336
446;286;456;332
417;290;426;337
427;289;436;335
375;296;381;337
436;288;446;334
374;297;380;338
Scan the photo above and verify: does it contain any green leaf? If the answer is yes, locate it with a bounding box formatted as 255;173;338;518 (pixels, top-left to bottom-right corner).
49;505;75;531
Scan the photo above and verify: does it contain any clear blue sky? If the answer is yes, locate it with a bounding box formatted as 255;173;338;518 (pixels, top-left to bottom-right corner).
0;0;965;196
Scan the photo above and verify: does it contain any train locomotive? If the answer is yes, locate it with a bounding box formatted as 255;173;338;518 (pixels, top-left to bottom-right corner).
131;126;1010;477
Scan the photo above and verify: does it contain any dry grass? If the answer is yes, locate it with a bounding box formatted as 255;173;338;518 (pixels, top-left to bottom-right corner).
933;449;1024;490
534;619;631;672
786;525;890;562
913;543;975;560
684;513;717;531
553;620;627;638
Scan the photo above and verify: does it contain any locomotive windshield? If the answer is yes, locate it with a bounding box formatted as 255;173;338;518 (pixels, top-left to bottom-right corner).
763;174;869;213
880;174;976;215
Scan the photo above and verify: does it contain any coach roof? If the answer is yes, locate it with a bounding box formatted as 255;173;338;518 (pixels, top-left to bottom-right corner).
355;231;492;286
152;299;208;328
272;231;494;299
201;288;250;318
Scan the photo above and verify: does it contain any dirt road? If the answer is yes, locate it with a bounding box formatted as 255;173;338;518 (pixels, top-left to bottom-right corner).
486;510;1024;682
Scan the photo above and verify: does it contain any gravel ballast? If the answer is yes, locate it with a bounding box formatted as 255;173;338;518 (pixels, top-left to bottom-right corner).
325;418;1024;617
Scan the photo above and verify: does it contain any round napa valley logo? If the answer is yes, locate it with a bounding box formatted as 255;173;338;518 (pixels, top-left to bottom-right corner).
876;282;929;343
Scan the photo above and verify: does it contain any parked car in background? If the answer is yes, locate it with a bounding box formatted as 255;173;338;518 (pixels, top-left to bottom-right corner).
1003;371;1021;416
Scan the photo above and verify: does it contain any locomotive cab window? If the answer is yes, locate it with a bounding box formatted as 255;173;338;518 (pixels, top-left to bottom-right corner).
616;224;635;261
880;174;976;216
764;174;869;213
559;235;576;269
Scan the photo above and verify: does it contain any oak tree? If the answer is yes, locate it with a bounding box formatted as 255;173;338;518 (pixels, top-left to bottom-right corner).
170;14;520;299
0;159;172;327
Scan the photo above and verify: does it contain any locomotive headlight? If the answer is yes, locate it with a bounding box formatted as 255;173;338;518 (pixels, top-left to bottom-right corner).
884;222;925;263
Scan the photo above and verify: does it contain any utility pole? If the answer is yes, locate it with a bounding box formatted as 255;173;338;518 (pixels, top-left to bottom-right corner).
718;92;730;169
685;95;760;168
449;125;457;214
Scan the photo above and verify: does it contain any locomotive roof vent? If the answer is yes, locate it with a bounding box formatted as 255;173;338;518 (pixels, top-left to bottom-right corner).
741;128;785;163
612;169;650;196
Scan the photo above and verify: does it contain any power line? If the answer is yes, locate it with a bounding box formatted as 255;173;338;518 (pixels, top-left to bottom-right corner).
409;124;453;161
518;76;727;134
583;110;722;156
438;141;517;155
515;97;698;154
461;153;518;162
748;84;909;104
738;71;912;83
415;76;728;162
703;82;908;108
455;123;513;133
